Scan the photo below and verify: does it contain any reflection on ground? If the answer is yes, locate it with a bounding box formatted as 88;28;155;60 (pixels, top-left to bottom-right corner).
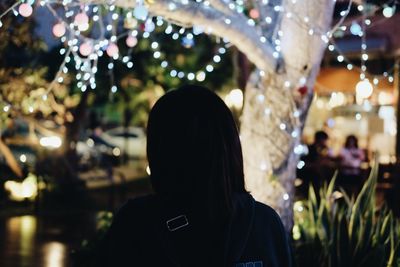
0;163;152;267
0;214;97;267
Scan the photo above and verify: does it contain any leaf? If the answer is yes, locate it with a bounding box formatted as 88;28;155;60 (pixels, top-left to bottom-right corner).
309;184;318;211
349;162;378;239
381;213;393;245
327;171;338;197
337;212;350;267
294;162;399;267
317;199;330;242
386;238;400;267
386;222;396;267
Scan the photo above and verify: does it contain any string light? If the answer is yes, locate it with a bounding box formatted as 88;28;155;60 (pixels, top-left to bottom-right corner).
0;0;396;146
0;0;371;94
18;3;33;18
382;5;395;18
145;27;229;80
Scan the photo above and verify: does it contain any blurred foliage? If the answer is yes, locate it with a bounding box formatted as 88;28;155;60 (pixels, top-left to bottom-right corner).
0;0;74;129
0;2;236;129
294;166;400;267
73;211;113;267
0;1;45;65
0;4;238;180
90;19;236;128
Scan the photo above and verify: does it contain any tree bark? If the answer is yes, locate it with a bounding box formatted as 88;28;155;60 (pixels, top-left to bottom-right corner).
240;0;335;229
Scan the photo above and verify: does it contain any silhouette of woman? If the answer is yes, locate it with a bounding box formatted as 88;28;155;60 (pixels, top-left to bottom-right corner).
99;85;292;267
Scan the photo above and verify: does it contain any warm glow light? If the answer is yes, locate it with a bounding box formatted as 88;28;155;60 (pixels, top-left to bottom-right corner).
79;42;93;56
146;165;151;175
39;136;62;149
196;71;206;82
20;154;27;163
74;12;89;25
316;99;325;109
328;92;346;108
44;242;66;267
126;36;138;47
74;12;89;31
4;174;38;201
20;215;37;254
356;79;373;99
19;3;33;17
249;9;260;19
292;224;301;240
294;201;304;212
52;23;66;37
106;43;119;57
112;147;121;156
224;89;243;109
378;92;393;105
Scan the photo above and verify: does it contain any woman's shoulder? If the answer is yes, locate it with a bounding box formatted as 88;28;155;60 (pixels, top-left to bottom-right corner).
246;200;292;266
253;201;286;231
114;195;157;221
254;201;281;219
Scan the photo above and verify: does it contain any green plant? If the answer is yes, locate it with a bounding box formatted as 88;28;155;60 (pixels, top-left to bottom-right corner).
72;211;113;267
294;165;400;267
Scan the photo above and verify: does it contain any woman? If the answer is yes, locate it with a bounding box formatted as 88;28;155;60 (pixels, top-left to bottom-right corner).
99;85;292;267
339;135;365;177
338;135;365;194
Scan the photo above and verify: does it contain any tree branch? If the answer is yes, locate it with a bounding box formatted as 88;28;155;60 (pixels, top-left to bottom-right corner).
0;139;23;178
207;0;235;16
84;0;279;73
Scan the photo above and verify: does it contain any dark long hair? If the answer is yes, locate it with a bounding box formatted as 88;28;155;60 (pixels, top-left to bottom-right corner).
345;135;358;149
147;85;246;219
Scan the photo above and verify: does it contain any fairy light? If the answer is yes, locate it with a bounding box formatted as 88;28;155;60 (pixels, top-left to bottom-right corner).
144;27;228;80
382;5;395;18
19;3;33;17
0;0;396;134
360;4;367;79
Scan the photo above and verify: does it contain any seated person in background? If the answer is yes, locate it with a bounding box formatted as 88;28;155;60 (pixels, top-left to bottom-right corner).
307;131;333;163
338;135;365;191
300;131;336;191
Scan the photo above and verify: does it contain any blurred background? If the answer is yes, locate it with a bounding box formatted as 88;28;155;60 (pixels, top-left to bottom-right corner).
1;0;400;266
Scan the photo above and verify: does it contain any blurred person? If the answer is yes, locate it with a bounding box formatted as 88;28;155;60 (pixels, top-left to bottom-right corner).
339;135;365;176
338;135;365;194
98;85;292;267
306;131;333;162
299;131;336;192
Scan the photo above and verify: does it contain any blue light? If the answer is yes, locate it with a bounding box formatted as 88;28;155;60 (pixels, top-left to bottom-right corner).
350;22;362;36
134;6;148;20
181;37;195;48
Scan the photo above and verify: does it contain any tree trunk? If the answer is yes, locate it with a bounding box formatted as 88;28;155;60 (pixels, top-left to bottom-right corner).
60;90;90;180
241;0;335;229
0;138;23;178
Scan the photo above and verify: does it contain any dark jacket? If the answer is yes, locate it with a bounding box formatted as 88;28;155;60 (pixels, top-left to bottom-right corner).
98;193;292;267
